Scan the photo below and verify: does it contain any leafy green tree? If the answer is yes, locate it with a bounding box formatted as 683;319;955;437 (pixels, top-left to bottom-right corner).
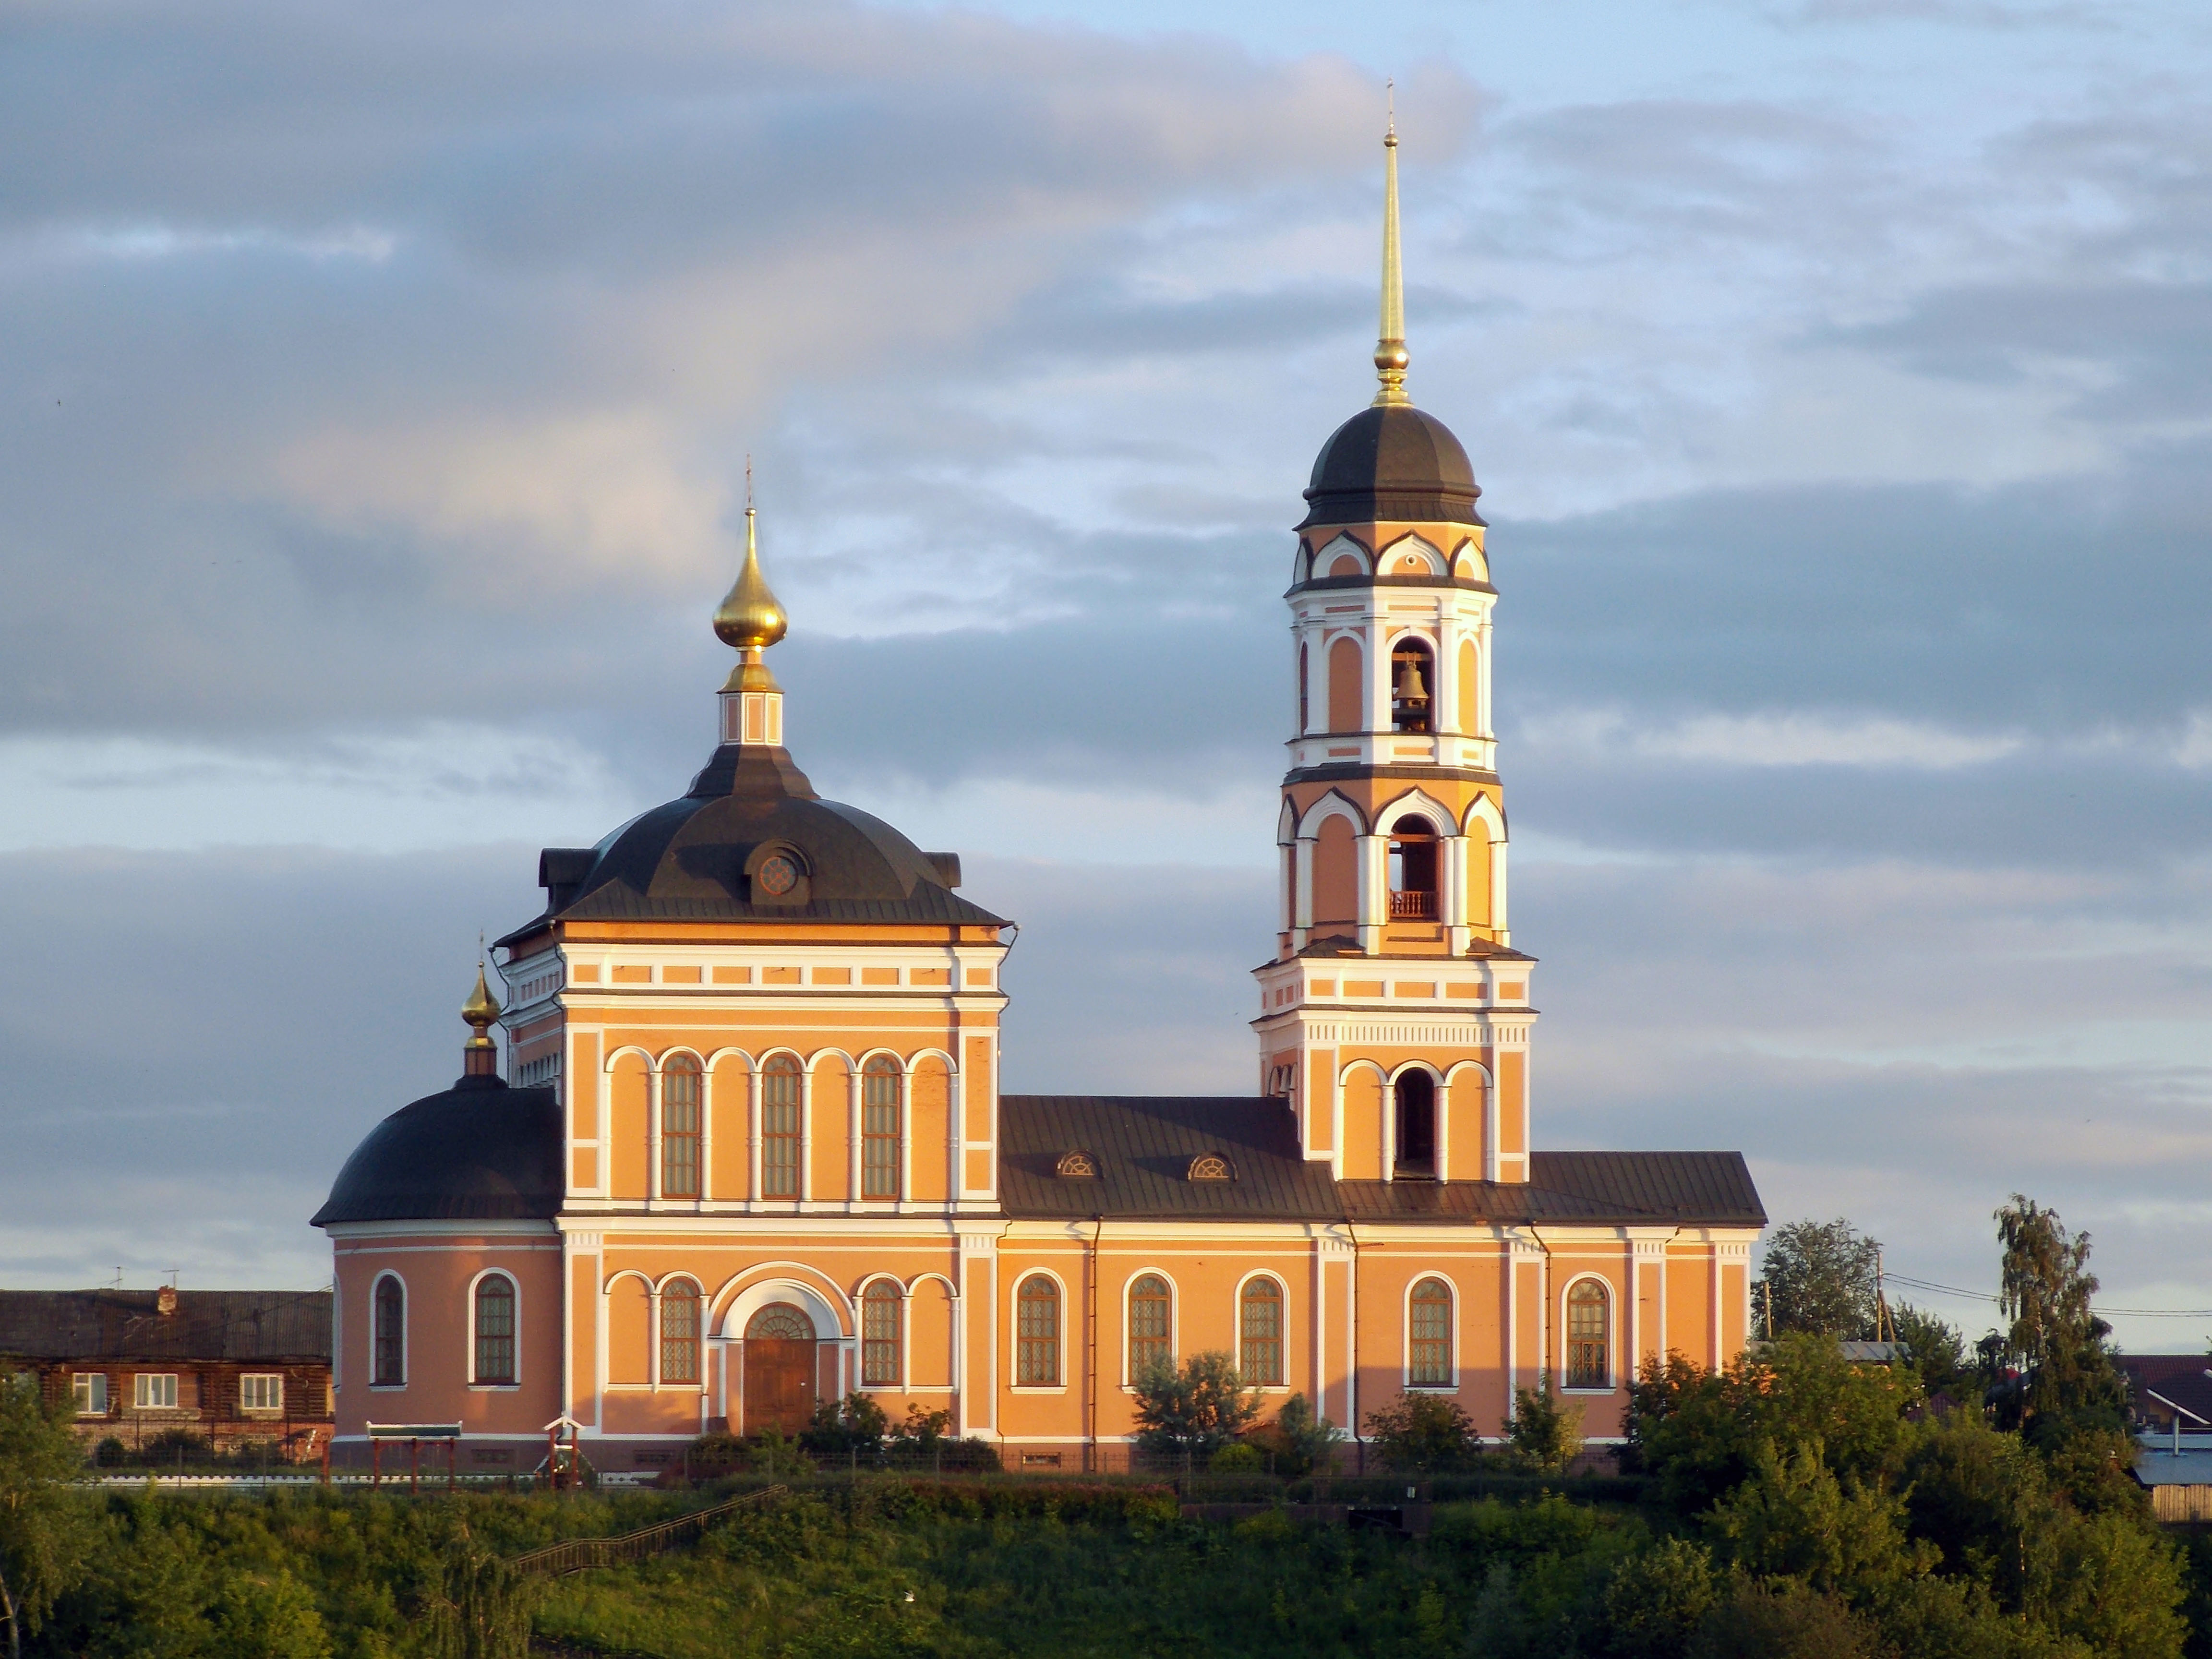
216;1568;335;1659
1706;1438;1938;1601
1130;1352;1259;1456
1245;1393;1343;1478
1505;1375;1585;1474
800;1392;889;1463
1363;1390;1478;1473
1758;1218;1882;1339
1994;1195;2127;1441
1888;1303;1970;1399
1600;1537;1718;1659
0;1380;87;1659
1689;1579;1883;1659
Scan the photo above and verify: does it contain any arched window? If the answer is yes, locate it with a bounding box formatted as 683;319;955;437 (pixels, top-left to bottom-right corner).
1016;1276;1060;1386
660;1281;700;1384
861;1057;901;1201
862;1280;901;1386
1409;1277;1453;1385
1394;1070;1437;1178
761;1056;802;1199
1566;1281;1610;1390
473;1274;516;1385
1239;1278;1284;1386
372;1275;405;1387
1390;639;1435;733
1387;816;1439;921
1128;1275;1171;1377
1297;640;1310;735
661;1054;702;1198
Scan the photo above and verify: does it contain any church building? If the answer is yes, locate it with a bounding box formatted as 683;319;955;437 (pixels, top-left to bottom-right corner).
314;131;1765;1473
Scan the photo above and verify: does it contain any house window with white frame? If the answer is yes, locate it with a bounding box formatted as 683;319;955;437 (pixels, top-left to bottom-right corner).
240;1373;284;1412
72;1372;108;1416
133;1373;178;1410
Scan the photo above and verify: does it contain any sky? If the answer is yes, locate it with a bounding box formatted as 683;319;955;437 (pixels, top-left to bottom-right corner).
4;0;2212;1352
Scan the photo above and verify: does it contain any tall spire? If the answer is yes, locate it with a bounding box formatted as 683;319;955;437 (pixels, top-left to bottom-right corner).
1373;85;1410;409
714;457;788;693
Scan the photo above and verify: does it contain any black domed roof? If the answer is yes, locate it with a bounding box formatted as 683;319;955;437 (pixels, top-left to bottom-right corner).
506;742;1006;936
1298;404;1483;531
312;1075;561;1226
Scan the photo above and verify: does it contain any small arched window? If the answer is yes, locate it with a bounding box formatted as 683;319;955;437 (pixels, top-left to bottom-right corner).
761;1056;802;1200
862;1057;901;1200
473;1275;515;1386
372;1275;405;1387
1297;640;1310;735
1409;1277;1452;1385
1055;1150;1097;1179
1567;1281;1610;1390
862;1280;901;1386
1016;1276;1060;1386
1128;1275;1171;1377
1387;816;1439;921
1187;1154;1233;1182
1391;639;1435;733
662;1054;702;1198
1394;1070;1437;1178
1239;1278;1284;1386
660;1281;700;1384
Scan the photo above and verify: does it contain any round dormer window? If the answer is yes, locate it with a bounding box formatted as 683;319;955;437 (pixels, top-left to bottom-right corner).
756;854;800;898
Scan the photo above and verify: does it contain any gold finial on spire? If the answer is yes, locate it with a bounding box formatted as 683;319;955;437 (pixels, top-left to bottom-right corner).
462;953;501;1076
714;456;788;692
1373;84;1410;409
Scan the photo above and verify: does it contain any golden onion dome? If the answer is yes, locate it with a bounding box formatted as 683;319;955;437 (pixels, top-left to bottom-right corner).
712;505;787;651
461;962;502;1037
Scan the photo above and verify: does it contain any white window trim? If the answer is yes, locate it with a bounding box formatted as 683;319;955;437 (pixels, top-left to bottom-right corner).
466;1268;520;1391
238;1372;285;1413
1233;1270;1289;1390
1012;1270;1068;1390
72;1371;108;1416
1403;1274;1459;1391
856;1274;907;1390
1120;1267;1179;1388
132;1372;180;1410
1559;1273;1618;1393
655;1274;706;1391
370;1270;409;1390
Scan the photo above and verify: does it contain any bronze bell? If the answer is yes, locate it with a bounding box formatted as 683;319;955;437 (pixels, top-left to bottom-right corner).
1395;656;1430;706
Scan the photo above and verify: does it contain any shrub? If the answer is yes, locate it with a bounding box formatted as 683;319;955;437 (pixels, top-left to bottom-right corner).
799;1394;887;1463
1505;1374;1584;1474
1364;1391;1478;1472
1602;1537;1718;1659
1689;1578;1882;1659
1131;1352;1260;1456
94;1437;129;1468
1209;1442;1262;1473
1245;1394;1344;1479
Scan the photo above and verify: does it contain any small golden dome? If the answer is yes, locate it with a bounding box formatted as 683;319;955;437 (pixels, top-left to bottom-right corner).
713;505;787;651
462;962;501;1040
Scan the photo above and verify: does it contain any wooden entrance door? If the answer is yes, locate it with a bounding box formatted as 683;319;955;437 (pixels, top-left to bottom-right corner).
744;1303;817;1435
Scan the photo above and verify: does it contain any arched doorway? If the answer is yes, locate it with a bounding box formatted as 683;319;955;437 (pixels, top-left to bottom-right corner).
743;1303;817;1435
1394;1070;1437;1178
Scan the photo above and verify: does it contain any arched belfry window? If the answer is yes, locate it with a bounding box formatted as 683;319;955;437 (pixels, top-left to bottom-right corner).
1391;639;1435;733
1395;1070;1437;1178
1566;1281;1610;1389
1387;816;1440;922
473;1275;515;1385
861;1057;900;1200
662;1054;702;1198
373;1276;405;1387
761;1056;801;1200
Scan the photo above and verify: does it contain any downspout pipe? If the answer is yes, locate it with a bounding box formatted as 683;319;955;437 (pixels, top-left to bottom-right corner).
1087;1215;1102;1473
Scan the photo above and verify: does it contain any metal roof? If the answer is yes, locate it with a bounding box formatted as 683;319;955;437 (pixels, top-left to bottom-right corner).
999;1095;1765;1226
0;1289;331;1363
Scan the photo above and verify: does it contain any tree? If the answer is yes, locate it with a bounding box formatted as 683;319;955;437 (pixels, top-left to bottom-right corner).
801;1392;890;1463
1504;1375;1584;1474
1363;1391;1478;1473
1994;1194;2126;1439
0;1380;88;1659
1887;1303;1969;1399
1758;1219;1882;1339
1130;1353;1259;1456
1246;1394;1344;1478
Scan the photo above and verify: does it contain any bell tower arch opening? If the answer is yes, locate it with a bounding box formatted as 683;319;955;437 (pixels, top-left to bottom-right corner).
1386;815;1439;922
1393;1069;1437;1178
1390;639;1434;734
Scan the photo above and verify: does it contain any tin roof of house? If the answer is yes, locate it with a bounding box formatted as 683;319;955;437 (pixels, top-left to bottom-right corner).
0;1289;331;1363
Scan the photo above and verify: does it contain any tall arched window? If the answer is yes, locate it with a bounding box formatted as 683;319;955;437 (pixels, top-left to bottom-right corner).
1297;640;1310;735
1409;1277;1452;1385
1390;638;1435;733
861;1057;901;1201
761;1056;802;1200
372;1275;405;1387
661;1054;702;1198
1387;816;1439;921
473;1274;516;1385
660;1280;700;1384
1016;1276;1060;1386
862;1280;902;1386
1128;1275;1171;1377
1566;1281;1610;1389
1394;1070;1437;1178
1239;1278;1284;1386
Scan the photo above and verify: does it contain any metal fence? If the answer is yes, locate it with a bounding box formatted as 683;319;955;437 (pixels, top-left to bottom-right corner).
506;1484;790;1578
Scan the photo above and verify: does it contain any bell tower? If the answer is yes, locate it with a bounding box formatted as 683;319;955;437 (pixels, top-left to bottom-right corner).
1252;120;1536;1186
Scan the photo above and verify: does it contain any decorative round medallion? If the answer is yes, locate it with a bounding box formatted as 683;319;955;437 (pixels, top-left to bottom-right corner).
756;854;800;898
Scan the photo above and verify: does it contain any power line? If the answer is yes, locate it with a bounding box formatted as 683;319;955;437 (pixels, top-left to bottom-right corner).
1881;1270;2212;1319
